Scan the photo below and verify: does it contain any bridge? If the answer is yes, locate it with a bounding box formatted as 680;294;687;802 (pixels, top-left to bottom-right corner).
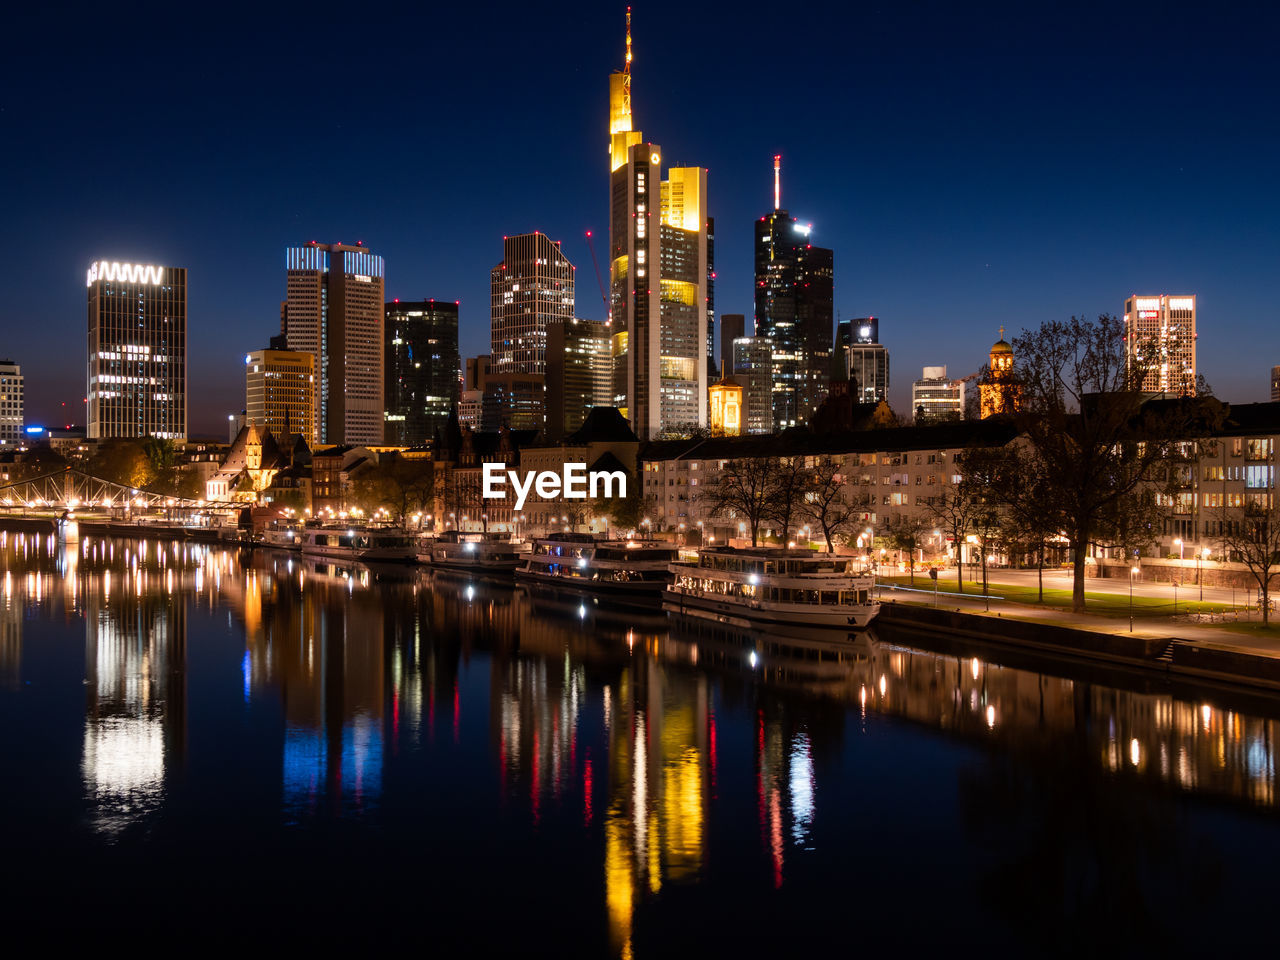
0;467;212;514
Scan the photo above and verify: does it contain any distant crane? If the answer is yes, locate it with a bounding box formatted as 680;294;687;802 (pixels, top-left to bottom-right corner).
585;230;609;320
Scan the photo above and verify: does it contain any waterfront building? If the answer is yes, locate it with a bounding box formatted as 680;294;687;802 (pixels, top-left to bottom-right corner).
283;242;385;445
86;261;186;440
608;10;709;439
384;299;460;446
490;232;575;376
546;318;612;440
732;336;774;435
912;366;965;423
843;317;889;405
754;156;834;431
245;348;315;445
1123;294;1197;396
719;313;745;379
0;360;22;447
979;328;1021;418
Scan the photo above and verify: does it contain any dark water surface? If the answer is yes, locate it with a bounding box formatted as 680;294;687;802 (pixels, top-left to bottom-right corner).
3;530;1279;953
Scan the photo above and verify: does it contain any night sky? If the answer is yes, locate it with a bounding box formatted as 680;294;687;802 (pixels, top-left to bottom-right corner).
4;0;1277;436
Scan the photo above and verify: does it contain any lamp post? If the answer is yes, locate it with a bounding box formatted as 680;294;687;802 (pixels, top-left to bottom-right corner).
1200;547;1210;602
1173;579;1178;616
1174;537;1183;561
1130;565;1139;632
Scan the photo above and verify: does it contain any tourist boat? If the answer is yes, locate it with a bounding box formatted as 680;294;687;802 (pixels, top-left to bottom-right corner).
261;520;304;551
299;525;417;562
516;532;677;594
418;530;523;573
664;547;880;630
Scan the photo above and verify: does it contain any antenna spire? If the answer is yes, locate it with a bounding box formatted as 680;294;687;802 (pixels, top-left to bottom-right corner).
773;154;781;211
625;7;632;75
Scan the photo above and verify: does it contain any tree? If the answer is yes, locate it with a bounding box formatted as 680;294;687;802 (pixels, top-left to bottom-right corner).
350;456;435;525
766;456;810;545
928;480;979;594
883;513;928;584
706;458;774;547
801;455;860;552
1012;314;1223;612
1218;502;1280;625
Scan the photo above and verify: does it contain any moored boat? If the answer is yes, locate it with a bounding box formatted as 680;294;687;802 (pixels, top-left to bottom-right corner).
664;546;879;630
517;532;677;594
418;530;523;573
300;524;417;562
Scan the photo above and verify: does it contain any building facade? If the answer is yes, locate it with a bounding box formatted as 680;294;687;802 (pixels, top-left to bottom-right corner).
732;336;774;435
0;360;22;447
754;157;834;431
546;317;612;440
719;313;745;378
1272;365;1280;402
490;232;575;376
608;12;709;439
245;348;315;444
979;330;1021;418
284;242;385;445
384;300;460;446
86;261;186;440
843;317;889;405
1123;294;1197;396
912;366;965;423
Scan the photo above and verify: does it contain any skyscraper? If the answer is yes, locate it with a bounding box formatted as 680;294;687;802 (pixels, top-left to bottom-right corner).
706;216;716;376
0;361;22;447
1123;294;1197;396
732;336;773;435
490;232;575;375
546;318;612;440
842;317;889;405
754;157;834;431
912;366;965;422
86;261;186;440
284;242;385;445
384;300;460;446
608;10;709;439
245;348;315;444
719;313;745;380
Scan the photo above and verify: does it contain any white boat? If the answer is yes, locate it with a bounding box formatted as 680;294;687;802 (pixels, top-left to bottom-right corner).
664;547;880;630
300;525;417;562
418;531;523;573
261;521;304;551
517;533;677;595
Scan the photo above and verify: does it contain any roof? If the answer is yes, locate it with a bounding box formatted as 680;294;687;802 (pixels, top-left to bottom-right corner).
991;339;1013;355
564;406;638;444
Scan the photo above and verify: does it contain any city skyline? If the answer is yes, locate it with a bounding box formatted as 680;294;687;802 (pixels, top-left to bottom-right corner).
4;1;1278;434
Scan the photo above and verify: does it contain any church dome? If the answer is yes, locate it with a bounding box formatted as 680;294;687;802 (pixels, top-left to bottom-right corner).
991;338;1013;355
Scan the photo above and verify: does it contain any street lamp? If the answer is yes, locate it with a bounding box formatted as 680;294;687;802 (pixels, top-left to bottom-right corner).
1130;565;1140;632
1174;537;1183;561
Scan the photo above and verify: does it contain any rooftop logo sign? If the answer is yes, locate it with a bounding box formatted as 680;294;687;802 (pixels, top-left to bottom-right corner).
483;462;626;511
87;262;165;287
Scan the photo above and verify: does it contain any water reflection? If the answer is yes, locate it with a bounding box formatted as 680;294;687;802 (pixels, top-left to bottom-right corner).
3;530;1280;951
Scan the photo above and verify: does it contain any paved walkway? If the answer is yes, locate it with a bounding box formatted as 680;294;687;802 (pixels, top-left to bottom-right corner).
876;567;1280;660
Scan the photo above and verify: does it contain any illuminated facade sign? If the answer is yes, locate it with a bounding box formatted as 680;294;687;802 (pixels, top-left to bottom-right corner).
85;261;165;287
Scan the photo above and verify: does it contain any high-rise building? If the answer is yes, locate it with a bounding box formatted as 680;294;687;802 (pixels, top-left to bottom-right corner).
283;242;385;445
706;216;716;375
1272;366;1280;402
1122;294;1197;396
754;157;834;432
546;318;612;440
843;317;889;405
719;313;745;379
490;232;575;375
608;10;709;439
86;261;186;440
245;348;314;444
912;366;965;423
732;336;774;435
384;299;460;446
0;361;22;447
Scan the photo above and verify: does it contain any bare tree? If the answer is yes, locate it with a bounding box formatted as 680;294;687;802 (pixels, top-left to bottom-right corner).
1218;502;1280;625
928;483;979;594
1012;314;1223;612
883;513;928;584
801;456;859;552
706;458;774;547
766;456;809;545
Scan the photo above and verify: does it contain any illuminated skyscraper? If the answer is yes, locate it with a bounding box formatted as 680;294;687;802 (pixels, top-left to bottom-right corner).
547;318;612;440
490;232;575;375
732;336;773;435
1123;294;1197;396
384;300;460;445
842;317;889;405
0;360;22;447
86;261;186;440
608;10;709;439
245;348;315;444
754;157;834;431
284;242;385;445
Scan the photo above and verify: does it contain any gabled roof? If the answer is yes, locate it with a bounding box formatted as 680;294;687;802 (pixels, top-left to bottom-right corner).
566;407;639;445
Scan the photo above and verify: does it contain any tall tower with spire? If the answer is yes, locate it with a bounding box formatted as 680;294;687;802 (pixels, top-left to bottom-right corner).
753;156;834;431
607;8;709;439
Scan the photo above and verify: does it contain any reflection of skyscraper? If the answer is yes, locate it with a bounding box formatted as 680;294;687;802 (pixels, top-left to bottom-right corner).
0;564;20;689
82;571;187;836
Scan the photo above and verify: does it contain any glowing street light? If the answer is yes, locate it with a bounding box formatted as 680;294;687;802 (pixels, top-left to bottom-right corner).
1130;565;1140;632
